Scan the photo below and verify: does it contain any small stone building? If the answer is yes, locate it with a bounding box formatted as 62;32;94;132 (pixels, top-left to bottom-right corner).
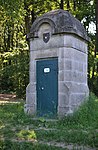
25;9;89;117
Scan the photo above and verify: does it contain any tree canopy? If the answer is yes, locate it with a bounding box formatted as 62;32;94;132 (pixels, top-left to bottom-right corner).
0;0;98;97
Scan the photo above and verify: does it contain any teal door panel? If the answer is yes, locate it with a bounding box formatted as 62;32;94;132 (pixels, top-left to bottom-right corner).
36;58;58;117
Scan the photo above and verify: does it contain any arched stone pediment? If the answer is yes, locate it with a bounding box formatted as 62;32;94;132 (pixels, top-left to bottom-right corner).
28;9;89;41
30;18;56;37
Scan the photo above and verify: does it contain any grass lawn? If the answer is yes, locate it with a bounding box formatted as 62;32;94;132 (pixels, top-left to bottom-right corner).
0;93;98;150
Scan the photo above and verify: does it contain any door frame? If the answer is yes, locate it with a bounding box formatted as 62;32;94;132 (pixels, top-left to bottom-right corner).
36;57;58;117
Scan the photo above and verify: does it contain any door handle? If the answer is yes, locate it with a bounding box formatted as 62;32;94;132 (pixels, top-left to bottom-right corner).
41;87;44;90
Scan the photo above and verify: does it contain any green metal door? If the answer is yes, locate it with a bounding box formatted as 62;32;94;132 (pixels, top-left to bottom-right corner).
36;58;58;118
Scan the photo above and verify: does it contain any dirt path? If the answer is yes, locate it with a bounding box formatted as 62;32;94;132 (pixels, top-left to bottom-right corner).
0;94;20;103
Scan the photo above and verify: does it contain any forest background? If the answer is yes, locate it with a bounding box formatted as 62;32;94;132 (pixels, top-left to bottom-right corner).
0;0;98;98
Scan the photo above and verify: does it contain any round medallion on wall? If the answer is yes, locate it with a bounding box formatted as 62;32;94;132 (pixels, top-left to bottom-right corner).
43;32;50;43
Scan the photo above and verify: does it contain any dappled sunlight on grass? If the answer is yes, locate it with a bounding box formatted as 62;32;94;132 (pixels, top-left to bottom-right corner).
0;94;22;104
95;99;98;102
0;93;98;149
17;129;37;141
0;125;5;130
0;100;21;104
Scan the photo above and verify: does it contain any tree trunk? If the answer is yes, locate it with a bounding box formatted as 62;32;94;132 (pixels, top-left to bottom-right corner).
73;0;76;11
95;0;98;53
95;0;98;90
4;28;7;52
91;0;98;95
11;23;14;49
24;2;30;34
25;13;30;34
31;10;36;24
67;0;70;10
7;26;11;51
60;0;64;9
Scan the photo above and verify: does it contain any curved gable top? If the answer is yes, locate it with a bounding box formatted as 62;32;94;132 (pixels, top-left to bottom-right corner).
28;9;89;41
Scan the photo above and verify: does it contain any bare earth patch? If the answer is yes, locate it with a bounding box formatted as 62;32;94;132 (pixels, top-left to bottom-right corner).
0;94;20;104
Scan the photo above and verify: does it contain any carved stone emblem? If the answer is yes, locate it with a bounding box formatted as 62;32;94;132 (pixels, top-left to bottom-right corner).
43;32;50;43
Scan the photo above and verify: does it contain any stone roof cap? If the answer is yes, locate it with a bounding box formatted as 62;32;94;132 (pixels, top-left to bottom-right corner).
28;9;89;41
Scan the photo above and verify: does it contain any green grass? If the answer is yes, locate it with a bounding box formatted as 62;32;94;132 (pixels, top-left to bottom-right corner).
0;93;98;149
0;140;63;150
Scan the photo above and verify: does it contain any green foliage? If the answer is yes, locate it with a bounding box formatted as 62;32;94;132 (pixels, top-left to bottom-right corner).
0;93;98;149
0;49;29;97
70;93;98;128
0;0;98;97
0;140;64;150
17;129;36;140
88;35;98;96
58;93;98;128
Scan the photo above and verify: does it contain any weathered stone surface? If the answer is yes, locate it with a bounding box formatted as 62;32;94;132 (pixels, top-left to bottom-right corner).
28;9;89;41
25;9;89;117
64;35;88;53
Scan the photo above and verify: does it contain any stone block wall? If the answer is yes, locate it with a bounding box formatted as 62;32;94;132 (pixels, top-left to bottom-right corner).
26;33;89;117
25;10;89;117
